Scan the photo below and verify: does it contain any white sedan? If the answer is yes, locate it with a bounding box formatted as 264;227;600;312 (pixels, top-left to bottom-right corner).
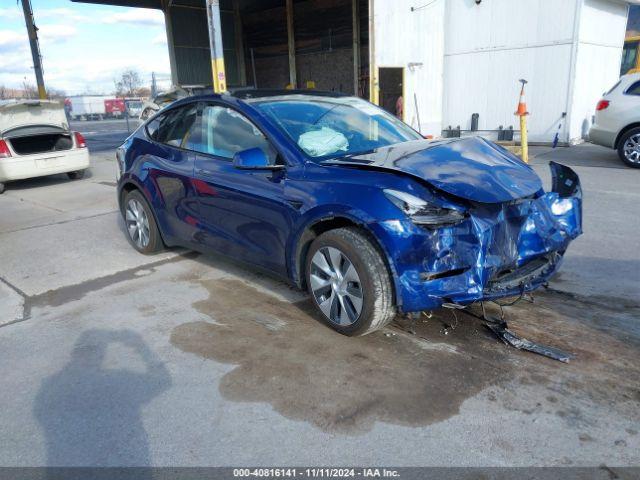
589;72;640;168
0;99;90;193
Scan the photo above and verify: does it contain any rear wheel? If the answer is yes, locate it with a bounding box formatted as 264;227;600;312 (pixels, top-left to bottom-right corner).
305;227;396;336
617;127;640;168
67;170;85;180
0;183;5;194
123;190;163;254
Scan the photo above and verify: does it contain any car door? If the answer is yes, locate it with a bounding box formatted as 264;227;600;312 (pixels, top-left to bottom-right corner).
144;103;200;245
187;103;293;276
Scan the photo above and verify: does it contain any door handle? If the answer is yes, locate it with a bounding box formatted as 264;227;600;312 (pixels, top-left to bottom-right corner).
196;168;214;176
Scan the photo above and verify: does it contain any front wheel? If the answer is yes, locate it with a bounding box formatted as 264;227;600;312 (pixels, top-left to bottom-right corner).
617;127;640;168
122;190;163;254
305;227;396;336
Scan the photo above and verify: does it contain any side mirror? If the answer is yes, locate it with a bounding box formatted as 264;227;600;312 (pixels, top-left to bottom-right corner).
232;147;283;170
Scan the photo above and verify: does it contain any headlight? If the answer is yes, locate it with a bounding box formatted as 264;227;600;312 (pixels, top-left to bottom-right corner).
551;198;573;215
383;189;465;227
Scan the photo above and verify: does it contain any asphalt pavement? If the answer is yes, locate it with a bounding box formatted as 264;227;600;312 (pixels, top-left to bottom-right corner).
71;118;142;152
0;134;638;468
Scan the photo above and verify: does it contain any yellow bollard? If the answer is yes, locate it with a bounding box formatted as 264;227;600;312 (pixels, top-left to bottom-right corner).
515;79;529;163
520;115;528;164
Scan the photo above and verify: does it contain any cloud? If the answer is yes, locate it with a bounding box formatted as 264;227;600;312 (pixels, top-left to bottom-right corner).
0;8;21;20
101;9;164;27
0;30;26;53
0;24;76;56
39;24;78;43
151;33;167;45
0;6;169;95
35;51;171;94
37;8;90;23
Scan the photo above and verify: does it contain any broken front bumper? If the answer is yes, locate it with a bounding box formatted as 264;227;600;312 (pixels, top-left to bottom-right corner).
371;162;583;313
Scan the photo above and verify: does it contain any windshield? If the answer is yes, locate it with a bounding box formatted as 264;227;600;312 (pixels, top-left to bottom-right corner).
249;95;422;159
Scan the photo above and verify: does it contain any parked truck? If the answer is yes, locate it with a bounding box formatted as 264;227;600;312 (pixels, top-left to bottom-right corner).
67;96;108;121
66;96;130;120
104;98;126;119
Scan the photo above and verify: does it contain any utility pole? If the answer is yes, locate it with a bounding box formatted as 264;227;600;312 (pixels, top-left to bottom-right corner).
151;72;157;98
21;0;46;100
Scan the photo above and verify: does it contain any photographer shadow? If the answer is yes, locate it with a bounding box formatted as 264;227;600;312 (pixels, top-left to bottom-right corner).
34;329;171;476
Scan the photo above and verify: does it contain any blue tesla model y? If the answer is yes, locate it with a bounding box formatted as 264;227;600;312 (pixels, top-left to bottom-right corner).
116;90;582;336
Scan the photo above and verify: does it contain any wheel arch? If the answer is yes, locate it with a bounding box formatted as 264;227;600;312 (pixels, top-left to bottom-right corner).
118;179;141;213
118;178;168;246
292;215;399;306
614;122;640;149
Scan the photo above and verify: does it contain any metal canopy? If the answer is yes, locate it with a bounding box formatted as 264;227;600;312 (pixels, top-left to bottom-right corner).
70;0;163;9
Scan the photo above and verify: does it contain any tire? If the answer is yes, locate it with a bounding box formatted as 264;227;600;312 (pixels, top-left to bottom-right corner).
122;190;163;254
617;127;640;168
0;183;5;194
67;170;85;180
305;227;396;336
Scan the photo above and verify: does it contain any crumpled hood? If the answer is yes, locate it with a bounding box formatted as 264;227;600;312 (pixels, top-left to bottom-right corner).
0;99;68;135
323;137;543;203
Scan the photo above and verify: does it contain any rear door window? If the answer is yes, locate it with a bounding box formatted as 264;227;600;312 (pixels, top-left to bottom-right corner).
185;105;277;164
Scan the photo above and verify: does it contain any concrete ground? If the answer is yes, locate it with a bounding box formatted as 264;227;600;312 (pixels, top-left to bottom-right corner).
0;125;639;467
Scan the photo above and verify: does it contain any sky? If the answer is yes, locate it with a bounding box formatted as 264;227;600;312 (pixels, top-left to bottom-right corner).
0;0;172;95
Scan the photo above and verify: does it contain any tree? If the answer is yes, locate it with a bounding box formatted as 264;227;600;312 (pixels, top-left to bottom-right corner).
47;88;67;100
115;69;142;97
21;79;37;99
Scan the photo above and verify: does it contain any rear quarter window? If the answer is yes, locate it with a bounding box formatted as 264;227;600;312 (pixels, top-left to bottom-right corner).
624;80;640;96
145;105;197;147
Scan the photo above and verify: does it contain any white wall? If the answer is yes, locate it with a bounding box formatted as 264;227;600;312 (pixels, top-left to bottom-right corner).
567;0;629;142
373;0;445;136
374;0;630;143
442;0;580;143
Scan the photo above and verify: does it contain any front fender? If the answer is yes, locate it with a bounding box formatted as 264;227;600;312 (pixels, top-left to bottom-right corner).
286;204;401;300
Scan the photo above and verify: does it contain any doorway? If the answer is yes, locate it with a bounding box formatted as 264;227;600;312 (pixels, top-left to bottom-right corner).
378;67;404;120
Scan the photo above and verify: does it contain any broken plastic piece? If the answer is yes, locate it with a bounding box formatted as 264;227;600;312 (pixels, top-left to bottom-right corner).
485;320;574;363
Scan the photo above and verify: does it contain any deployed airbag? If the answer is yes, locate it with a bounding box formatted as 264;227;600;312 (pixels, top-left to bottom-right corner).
298;127;348;157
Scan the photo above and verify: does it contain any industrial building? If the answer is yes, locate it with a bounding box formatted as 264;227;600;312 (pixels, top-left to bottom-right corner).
76;0;636;144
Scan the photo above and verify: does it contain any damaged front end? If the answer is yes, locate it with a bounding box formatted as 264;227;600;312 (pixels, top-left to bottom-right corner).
372;161;582;313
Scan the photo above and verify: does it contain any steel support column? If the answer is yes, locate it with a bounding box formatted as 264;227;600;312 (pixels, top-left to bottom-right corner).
368;0;378;104
206;0;227;93
163;6;179;86
286;0;297;88
233;0;247;86
352;0;360;96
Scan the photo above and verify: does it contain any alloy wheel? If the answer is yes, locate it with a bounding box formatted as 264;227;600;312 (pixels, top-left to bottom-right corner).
125;198;151;249
623;133;640;165
310;246;364;326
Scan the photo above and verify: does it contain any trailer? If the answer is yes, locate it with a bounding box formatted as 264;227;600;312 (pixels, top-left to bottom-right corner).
66;96;108;121
104;98;126;119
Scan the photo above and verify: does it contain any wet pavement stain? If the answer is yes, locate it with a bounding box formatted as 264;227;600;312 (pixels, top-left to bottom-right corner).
170;276;640;435
170;278;511;434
